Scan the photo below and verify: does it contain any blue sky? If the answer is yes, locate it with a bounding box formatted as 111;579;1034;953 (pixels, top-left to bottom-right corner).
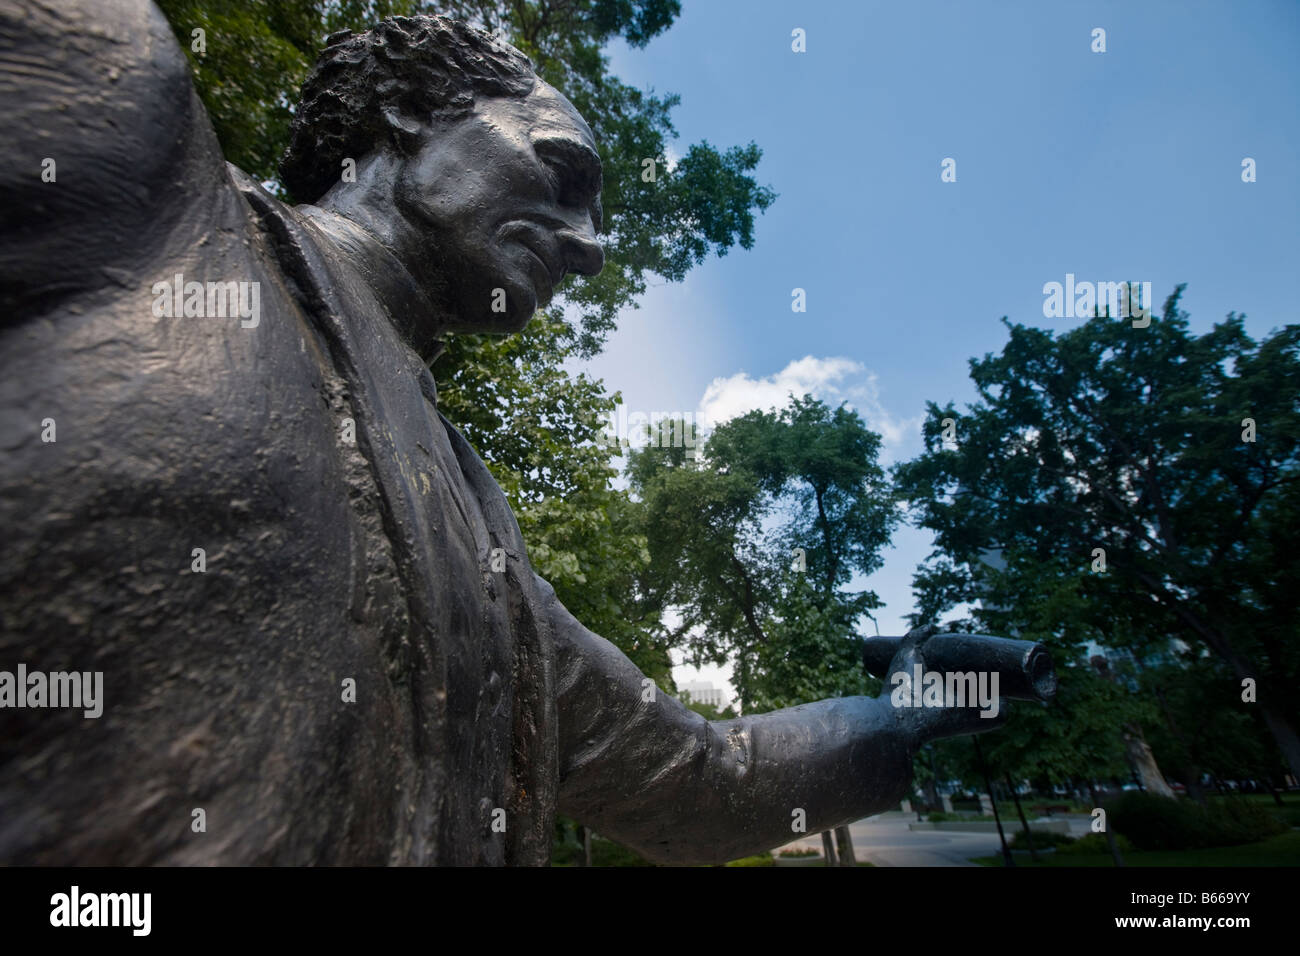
570;0;1300;701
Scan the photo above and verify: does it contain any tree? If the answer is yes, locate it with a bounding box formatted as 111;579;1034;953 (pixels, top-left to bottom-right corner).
906;551;1148;808
436;314;674;684
679;693;737;721
1137;650;1281;799
629;396;898;864
895;287;1300;778
153;0;343;187
630;396;897;712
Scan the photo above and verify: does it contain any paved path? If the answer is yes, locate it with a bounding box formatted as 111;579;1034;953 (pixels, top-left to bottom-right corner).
777;811;1094;866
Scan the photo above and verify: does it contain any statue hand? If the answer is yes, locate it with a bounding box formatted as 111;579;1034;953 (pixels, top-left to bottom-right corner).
883;624;1010;747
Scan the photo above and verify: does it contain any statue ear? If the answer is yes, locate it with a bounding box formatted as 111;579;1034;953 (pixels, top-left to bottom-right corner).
381;105;423;150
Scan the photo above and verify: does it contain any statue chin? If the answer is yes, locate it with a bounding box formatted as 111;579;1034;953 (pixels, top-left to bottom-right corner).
443;307;536;336
450;286;543;334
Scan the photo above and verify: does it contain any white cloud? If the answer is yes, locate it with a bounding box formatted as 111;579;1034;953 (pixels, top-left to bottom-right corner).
663;143;681;173
696;356;922;459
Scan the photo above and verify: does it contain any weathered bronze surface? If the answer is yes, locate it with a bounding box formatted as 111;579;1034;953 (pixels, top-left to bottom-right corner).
0;1;1046;865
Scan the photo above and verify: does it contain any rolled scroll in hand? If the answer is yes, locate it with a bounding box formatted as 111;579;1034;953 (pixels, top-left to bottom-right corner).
861;633;1057;703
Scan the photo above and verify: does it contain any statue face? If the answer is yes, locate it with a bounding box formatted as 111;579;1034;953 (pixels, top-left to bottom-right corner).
395;81;605;333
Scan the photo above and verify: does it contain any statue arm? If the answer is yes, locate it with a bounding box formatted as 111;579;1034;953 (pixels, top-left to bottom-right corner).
545;577;916;865
0;0;234;312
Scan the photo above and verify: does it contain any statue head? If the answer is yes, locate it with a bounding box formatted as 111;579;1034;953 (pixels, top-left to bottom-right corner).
281;16;604;339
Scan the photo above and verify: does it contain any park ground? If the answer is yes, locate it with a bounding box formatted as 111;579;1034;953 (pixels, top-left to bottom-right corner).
763;794;1300;867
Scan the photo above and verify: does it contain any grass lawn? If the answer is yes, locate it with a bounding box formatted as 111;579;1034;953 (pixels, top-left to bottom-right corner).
1206;791;1298;804
769;854;873;867
971;830;1300;866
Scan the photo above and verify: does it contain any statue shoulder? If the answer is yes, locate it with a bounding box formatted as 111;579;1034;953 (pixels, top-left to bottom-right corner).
0;0;233;316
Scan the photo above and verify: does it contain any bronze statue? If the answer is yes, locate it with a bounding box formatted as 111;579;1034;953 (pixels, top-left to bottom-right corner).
0;1;1048;865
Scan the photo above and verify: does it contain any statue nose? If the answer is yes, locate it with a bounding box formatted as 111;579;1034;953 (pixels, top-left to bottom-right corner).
559;228;604;278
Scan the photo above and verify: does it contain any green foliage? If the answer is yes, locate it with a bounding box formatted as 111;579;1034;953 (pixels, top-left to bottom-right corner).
724;853;775;867
550;815;585;864
1109;793;1210;851
550;817;656;866
629;396;897;712
679;694;737;720
918;657;1138;802
1008;829;1073;850
777;846;820;857
976;830;1300;867
157;0;774;353
1208;798;1290;847
443;0;774;351
896;287;1300;777
435;314;673;684
1269;804;1300;827
156;1;423;189
1109;791;1286;851
589;837;656;866
1056;832;1135;855
1137;653;1273;784
985;662;1141;786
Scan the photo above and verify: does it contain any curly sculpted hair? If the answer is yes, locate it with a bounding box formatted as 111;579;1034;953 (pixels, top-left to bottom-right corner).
281;15;538;202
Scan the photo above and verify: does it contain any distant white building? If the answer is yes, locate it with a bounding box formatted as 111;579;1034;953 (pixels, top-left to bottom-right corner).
680;680;728;711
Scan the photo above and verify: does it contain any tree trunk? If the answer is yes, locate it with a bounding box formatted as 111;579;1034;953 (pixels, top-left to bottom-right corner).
1088;780;1125;867
820;830;838;866
834;824;857;866
1152;685;1209;805
1092;655;1174;799
1255;699;1300;783
1123;725;1175;798
973;737;1013;866
1005;772;1038;862
1137;583;1300;781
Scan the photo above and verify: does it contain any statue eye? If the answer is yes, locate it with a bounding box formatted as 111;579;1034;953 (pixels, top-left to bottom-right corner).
540;160;565;197
541;159;586;207
533;138;601;209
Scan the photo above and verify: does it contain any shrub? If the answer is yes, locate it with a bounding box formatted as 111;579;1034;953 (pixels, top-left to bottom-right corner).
592;839;654;866
1209;798;1288;846
1008;829;1073;850
1111;792;1287;850
1056;832;1135;855
1271;804;1300;828
726;853;775;867
1110;793;1205;850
